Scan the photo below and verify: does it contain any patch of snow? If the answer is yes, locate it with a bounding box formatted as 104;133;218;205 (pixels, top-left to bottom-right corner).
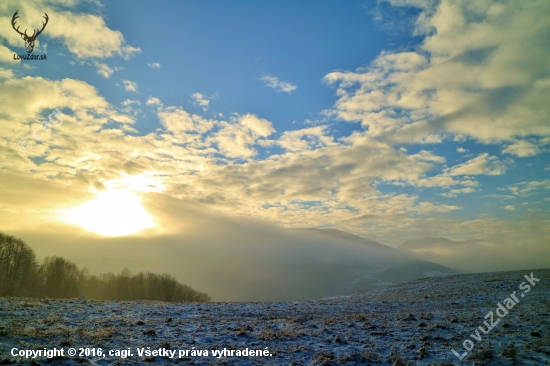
0;269;549;365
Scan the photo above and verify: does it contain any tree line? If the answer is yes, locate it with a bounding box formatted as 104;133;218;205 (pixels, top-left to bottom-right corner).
0;232;210;302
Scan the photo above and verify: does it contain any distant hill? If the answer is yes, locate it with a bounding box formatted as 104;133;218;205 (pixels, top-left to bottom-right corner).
375;259;456;282
397;236;509;273
399;236;458;250
21;226;461;302
302;228;394;251
300;229;457;294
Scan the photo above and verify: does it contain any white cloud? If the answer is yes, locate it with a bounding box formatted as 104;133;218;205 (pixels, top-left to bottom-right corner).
503;140;540;157
209;114;275;158
0;44;17;63
260;75;297;93
412;174;478;190
456;147;468;153
409;150;445;163
158;106;215;137
147;62;161;69
325;0;550;145
146;96;162;106
446;153;508;176
191;93;211;111
504;205;516;211
262;126;336;152
0;4;140;60
0;67;14;79
122;79;138;92
93;61;122;78
440;187;476;197
0;75;135;176
94;62;115;78
121;99;140;106
508;180;550;197
119;99;141;116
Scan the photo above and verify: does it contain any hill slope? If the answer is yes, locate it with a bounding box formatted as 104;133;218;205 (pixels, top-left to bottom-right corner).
22;228;457;302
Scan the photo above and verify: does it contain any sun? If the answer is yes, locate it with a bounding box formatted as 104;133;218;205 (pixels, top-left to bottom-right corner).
61;189;155;236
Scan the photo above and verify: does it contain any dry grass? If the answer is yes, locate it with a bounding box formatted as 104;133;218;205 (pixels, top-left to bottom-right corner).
1;269;549;365
465;346;493;364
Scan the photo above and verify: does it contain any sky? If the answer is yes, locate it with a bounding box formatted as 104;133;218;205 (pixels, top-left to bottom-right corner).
0;0;549;281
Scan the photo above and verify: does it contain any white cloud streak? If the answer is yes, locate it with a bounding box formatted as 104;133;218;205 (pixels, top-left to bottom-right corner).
122;79;138;92
260;75;297;93
503;140;540;157
191;93;211;111
445;153;509;176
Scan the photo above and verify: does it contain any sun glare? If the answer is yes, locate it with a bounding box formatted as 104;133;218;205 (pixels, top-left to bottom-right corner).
61;189;155;236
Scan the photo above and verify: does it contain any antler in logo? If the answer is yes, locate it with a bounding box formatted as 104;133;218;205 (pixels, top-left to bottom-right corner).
11;10;49;54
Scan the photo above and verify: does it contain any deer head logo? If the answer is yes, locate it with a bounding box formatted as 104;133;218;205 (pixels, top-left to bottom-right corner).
11;10;49;54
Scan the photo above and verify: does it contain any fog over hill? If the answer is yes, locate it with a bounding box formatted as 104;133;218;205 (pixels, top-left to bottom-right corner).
398;236;550;273
9;192;548;302
18;228;454;302
301;228;395;251
10;196;457;302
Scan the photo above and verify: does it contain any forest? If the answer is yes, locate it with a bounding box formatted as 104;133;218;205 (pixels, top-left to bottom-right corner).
0;232;210;302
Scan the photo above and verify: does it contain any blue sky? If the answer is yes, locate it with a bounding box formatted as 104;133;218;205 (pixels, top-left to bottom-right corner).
20;1;420;135
0;0;549;253
100;1;416;136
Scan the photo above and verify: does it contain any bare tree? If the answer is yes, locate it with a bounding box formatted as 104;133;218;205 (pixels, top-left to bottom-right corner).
39;256;83;298
0;233;37;296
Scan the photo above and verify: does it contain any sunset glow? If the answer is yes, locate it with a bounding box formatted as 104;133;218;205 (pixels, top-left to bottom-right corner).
61;190;155;236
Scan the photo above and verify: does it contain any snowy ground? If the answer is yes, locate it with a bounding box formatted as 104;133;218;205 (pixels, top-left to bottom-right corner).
1;269;549;365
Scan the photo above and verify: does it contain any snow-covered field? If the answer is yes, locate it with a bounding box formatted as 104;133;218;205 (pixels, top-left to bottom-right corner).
1;269;549;365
